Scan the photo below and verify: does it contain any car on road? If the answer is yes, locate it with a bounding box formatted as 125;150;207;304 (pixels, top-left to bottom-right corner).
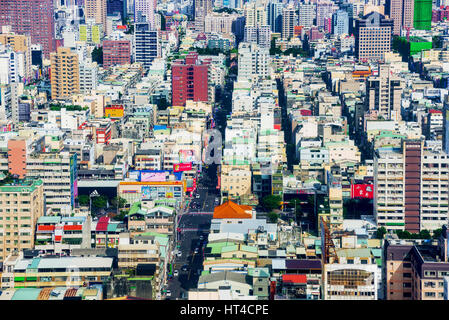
195;194;200;199
181;264;188;271
176;251;182;258
166;290;171;297
173;270;179;277
194;248;200;254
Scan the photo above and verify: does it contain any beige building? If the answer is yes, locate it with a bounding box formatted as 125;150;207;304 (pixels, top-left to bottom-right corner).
374;140;449;233
220;164;252;199
0;33;32;81
85;0;107;27
50;47;80;100
366;64;404;121
0;179;44;261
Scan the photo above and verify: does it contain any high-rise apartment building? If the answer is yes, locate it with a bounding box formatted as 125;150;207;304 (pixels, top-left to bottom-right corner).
385;0;414;35
0;45;20;85
0;0;55;58
414;0;432;30
267;1;283;33
332;10;349;35
282;4;297;40
237;42;270;82
244;0;269;27
134;0;155;26
384;234;449;300
171;52;209;107
0;178;44;261
366;64;404;121
298;3;315;27
316;1;336;28
355;12;394;61
79;60;98;94
134;22;158;69
103;39;131;68
0;33;32;82
204;13;239;36
85;0;107;27
107;0;127;21
244;25;271;48
374;140;449;233
50;47;80;100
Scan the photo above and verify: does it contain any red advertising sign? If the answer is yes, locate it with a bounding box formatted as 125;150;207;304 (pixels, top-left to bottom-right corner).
186;178;196;192
351;184;374;199
173;162;193;172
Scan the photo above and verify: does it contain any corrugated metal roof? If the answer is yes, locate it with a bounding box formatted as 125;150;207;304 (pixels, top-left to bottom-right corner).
36;257;113;269
337;248;372;258
37;216;61;224
282;274;307;284
272;259;286;270
12;288;41;300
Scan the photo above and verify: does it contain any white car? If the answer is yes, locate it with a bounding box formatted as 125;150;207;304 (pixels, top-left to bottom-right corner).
176;251;182;258
166;290;171;297
173;270;179;277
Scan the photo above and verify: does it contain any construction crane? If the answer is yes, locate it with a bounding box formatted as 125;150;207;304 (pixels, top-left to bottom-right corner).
320;216;339;264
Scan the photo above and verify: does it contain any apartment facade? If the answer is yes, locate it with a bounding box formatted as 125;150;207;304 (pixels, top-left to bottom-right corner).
0;33;32;81
355;12;394;61
85;0;107;27
385;0;414;35
0;179;44;261
366;64;404;121
134;22;159;70
282;5;297;40
103;40;131;68
171;52;209;107
0;0;55;58
385;235;449;300
374;140;449;233
50;47;80;100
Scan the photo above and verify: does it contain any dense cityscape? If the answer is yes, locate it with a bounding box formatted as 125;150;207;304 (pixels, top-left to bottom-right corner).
0;0;448;302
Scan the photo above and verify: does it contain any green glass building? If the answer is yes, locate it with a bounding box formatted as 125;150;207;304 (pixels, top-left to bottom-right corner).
414;0;432;30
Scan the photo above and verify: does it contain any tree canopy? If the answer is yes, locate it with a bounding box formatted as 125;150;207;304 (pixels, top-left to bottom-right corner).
91;46;103;65
261;195;282;211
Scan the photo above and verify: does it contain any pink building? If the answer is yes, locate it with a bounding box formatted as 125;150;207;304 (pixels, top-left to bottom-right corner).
103;40;131;68
432;6;449;22
0;0;55;58
134;0;155;27
308;27;324;42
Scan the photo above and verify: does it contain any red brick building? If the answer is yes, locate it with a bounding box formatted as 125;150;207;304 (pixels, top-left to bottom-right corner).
0;0;55;58
103;40;131;68
171;52;209;107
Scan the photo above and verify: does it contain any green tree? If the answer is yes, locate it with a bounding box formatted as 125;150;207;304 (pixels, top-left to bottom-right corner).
111;196;127;209
375;227;387;239
270;39;282;55
91;46;103;65
433;36;443;49
78;195;89;206
92;195;108;209
433;228;443;239
267;211;279;223
261;195;282;211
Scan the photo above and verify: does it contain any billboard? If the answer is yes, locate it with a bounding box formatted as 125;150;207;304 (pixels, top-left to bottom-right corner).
351;184;374;199
141;171;167;182
186;178;196;192
173;162;192;172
